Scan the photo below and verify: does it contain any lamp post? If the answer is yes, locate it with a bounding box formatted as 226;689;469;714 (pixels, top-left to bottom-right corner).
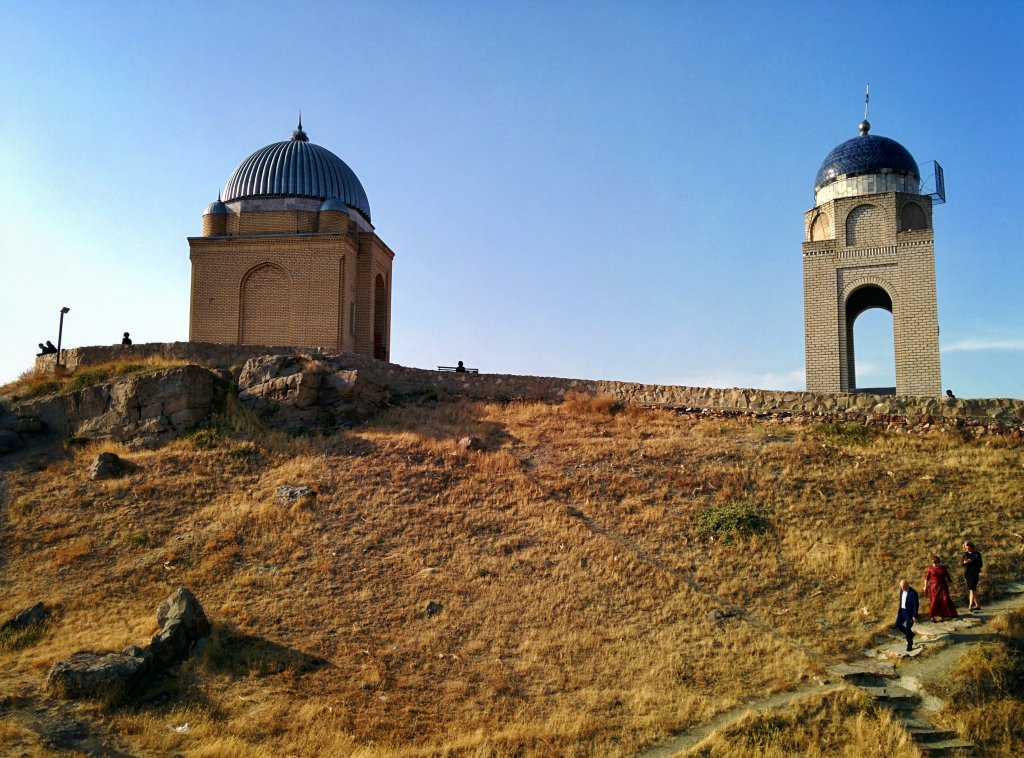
56;306;70;370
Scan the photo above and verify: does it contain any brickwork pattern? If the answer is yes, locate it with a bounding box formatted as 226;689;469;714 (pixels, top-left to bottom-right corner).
803;191;940;396
190;207;394;358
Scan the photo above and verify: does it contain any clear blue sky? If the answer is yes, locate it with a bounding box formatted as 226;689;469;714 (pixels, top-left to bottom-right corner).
2;2;1022;398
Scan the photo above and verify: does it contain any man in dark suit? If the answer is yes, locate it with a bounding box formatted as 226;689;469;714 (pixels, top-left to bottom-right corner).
895;579;919;652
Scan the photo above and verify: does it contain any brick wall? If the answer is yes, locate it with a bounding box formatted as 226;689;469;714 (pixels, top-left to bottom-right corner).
189;206;393;358
803;190;941;396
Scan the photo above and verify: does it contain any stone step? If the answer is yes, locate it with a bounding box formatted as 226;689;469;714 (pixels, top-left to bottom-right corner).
845;673;895;688
906;725;959;742
915;738;974;755
828;661;897;680
861;684;919;708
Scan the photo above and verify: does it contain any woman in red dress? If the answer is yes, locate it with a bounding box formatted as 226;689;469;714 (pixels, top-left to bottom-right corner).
924;555;958;620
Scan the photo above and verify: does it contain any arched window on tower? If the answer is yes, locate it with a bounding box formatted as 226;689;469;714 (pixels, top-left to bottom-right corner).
899;202;927;232
810;212;832;241
845;203;885;247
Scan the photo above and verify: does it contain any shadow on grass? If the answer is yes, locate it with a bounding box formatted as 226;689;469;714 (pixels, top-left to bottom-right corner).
367;396;515;450
198;623;334;680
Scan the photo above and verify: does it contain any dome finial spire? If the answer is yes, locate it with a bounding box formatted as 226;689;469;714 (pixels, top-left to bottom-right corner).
859;83;871;135
291;110;309;142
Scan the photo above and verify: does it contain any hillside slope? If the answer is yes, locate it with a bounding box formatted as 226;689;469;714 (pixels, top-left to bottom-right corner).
2;396;1023;756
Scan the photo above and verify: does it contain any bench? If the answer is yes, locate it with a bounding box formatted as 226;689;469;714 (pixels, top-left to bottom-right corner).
437;366;479;373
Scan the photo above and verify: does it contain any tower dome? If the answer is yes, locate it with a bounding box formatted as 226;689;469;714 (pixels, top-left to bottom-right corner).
812;122;921;204
222;118;371;221
814;121;919;194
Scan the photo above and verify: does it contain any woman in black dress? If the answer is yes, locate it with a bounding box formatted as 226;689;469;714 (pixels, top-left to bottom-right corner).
961;540;982;612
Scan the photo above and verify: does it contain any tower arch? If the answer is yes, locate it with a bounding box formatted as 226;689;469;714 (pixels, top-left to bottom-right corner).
841;279;896;392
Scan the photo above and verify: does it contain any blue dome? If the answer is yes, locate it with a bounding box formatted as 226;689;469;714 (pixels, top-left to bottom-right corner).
815;132;919;192
223;125;371;221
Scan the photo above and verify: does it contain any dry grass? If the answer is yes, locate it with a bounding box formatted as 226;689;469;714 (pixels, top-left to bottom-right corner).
684;689;922;757
0;357;191;401
932;608;1024;755
1;398;1022;755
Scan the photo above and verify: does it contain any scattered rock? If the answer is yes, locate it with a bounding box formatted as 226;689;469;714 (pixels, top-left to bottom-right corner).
275;485;316;506
708;608;736;623
1;601;50;633
45;648;152;704
88;451;130;480
425;601;444;617
458;436;483;451
152;588;211;665
45;588;210;703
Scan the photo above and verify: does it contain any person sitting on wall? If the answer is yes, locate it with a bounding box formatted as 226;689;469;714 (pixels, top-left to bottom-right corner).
37;343;48;356
43;341;58;355
946;389;956;399
121;332;132;346
455;360;466;373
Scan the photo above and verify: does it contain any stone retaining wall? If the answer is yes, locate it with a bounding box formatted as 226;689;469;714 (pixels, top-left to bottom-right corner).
34;343;1024;429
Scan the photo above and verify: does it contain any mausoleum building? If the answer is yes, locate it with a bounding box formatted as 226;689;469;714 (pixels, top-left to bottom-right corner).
188;119;393;360
803;118;942;396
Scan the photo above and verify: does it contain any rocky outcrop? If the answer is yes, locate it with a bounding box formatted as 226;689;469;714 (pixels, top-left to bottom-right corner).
0;402;43;454
16;366;219;448
14;343;1024;444
45;588;210;704
0;428;21;454
237;354;390;431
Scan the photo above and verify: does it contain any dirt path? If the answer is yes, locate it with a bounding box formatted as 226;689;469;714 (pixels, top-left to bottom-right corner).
636;582;1024;757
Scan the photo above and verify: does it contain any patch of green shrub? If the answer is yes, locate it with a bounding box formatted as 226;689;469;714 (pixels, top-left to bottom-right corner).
188;427;222;450
821;421;875;446
696;501;773;543
124;532;151;547
0;623;46;651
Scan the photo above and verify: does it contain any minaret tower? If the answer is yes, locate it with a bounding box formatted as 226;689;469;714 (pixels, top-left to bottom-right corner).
803;93;942;396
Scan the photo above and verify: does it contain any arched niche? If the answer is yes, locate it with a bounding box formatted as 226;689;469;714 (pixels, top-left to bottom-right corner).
899;202;927;232
845;203;885;247
240;262;291;345
810;212;832;241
